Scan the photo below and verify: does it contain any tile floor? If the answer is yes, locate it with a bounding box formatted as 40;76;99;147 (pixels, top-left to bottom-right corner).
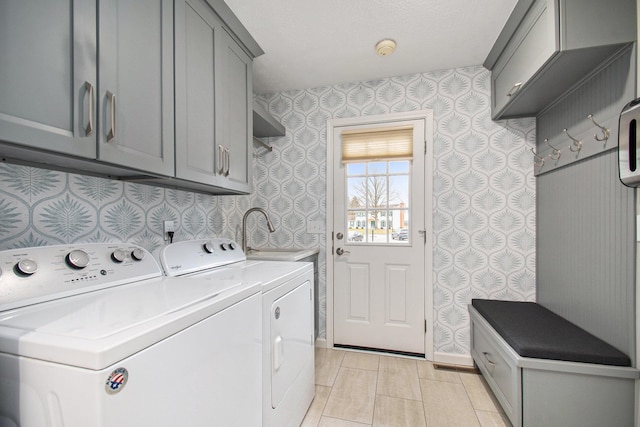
301;347;512;427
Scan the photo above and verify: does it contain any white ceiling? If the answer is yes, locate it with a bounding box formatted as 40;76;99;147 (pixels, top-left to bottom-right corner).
224;0;519;94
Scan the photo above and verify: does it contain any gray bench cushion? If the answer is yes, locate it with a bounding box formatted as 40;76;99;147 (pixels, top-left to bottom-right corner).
471;299;631;367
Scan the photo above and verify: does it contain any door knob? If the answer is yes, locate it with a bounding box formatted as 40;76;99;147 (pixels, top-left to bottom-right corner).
336;247;350;256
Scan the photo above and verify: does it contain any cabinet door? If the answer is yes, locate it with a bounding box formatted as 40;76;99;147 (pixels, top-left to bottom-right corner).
98;0;174;176
175;0;222;185
216;29;253;193
491;0;557;117
0;0;96;158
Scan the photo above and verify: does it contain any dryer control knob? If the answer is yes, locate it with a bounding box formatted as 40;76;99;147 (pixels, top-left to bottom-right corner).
66;250;90;269
203;242;215;253
220;243;229;251
16;259;38;275
111;249;127;263
131;249;145;261
229;242;237;250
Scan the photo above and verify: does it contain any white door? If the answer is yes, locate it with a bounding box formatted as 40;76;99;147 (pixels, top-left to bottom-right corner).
330;112;432;355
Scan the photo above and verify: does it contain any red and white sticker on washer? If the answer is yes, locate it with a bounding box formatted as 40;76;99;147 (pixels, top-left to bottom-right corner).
105;367;128;394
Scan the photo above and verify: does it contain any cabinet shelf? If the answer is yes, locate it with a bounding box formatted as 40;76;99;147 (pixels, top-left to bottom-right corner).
253;102;285;138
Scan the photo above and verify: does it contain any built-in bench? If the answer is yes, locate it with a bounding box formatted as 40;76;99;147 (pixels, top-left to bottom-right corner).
469;299;639;427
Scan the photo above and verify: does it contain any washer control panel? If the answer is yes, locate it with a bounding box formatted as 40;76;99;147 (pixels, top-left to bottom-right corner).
0;243;162;312
160;238;245;277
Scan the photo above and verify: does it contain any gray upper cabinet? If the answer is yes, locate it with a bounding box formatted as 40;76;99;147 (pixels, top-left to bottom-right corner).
486;0;636;119
97;0;175;176
0;0;97;159
0;0;262;194
215;28;253;193
175;0;220;186
175;0;253;194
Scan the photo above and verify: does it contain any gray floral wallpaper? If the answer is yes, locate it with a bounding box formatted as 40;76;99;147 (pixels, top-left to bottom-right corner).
0;64;536;360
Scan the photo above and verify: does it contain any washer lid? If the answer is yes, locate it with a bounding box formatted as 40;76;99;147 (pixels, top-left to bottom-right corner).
0;276;261;370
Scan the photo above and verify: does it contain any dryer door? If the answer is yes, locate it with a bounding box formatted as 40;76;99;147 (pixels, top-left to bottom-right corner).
270;280;313;408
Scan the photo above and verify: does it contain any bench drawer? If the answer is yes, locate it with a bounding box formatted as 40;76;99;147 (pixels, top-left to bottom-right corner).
471;316;521;426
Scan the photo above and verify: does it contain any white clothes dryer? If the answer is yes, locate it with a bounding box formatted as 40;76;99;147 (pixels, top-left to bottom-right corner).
160;238;315;427
0;243;262;427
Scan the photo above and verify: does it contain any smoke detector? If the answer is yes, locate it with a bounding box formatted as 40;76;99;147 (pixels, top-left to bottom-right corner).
375;39;397;57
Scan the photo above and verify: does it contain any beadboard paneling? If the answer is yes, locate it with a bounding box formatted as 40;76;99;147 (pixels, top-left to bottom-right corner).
537;149;636;358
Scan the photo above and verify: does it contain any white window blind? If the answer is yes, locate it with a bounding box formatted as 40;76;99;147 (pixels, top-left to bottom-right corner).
341;125;413;163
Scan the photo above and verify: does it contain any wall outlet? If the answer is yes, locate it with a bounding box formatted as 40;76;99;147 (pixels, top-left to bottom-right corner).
307;220;323;234
163;220;175;241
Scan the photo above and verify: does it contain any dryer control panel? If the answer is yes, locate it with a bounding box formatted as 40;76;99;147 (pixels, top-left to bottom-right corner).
0;244;162;311
160;238;246;277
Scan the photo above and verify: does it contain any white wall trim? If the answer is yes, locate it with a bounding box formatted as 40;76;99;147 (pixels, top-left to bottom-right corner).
315;338;328;348
433;352;474;367
326;109;434;360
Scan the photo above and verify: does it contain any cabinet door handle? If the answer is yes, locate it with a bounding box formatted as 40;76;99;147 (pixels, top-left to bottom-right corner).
482;351;496;367
225;147;230;177
106;91;116;142
84;81;94;136
218;145;225;174
506;82;522;97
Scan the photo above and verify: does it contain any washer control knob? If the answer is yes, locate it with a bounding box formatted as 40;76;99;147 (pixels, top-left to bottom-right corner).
16;259;38;275
131;249;145;261
66;250;90;269
220;243;229;251
203;242;215;254
111;249;127;263
229;242;237;250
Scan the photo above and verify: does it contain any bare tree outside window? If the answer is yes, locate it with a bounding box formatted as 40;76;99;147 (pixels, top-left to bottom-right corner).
346;161;410;243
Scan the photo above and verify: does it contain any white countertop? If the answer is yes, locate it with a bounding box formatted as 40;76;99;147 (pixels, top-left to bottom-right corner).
245;248;319;261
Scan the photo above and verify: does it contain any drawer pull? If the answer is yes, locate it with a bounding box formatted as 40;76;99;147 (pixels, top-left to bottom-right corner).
482;351;496;367
506;82;522;97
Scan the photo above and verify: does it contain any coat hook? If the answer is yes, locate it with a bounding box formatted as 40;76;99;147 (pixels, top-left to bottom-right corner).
563;128;583;152
530;148;545;167
587;114;610;142
545;138;561;160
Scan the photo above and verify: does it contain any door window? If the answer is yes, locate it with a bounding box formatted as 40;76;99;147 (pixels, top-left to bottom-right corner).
346;160;410;244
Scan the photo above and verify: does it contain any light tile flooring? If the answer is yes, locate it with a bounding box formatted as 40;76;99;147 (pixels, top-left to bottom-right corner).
301;347;512;427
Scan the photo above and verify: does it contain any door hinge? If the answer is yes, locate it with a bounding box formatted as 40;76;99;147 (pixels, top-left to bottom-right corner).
424;319;427;333
424;140;427;155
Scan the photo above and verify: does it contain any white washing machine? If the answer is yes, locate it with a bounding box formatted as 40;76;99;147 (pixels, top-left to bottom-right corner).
160;238;315;427
0;243;262;427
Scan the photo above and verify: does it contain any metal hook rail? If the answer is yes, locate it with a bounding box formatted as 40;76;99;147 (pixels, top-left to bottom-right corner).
545;138;562;160
587;114;610;142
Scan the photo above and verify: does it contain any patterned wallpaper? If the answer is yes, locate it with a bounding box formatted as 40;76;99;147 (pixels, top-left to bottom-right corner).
0;65;536;359
252;65;537;356
0;165;252;255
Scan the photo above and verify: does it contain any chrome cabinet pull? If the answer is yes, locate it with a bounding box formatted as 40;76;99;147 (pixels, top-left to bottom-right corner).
106;91;116;142
225;147;230;177
506;82;522;97
84;82;94;136
218;145;225;175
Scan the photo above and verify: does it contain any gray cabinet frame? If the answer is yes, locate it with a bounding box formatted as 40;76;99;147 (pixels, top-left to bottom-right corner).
485;0;636;119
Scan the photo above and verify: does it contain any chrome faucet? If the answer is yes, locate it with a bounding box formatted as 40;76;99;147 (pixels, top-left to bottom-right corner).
242;207;276;253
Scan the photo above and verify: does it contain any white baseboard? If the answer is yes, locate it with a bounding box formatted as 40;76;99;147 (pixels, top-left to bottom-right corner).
315;338;328;348
433;352;474;367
